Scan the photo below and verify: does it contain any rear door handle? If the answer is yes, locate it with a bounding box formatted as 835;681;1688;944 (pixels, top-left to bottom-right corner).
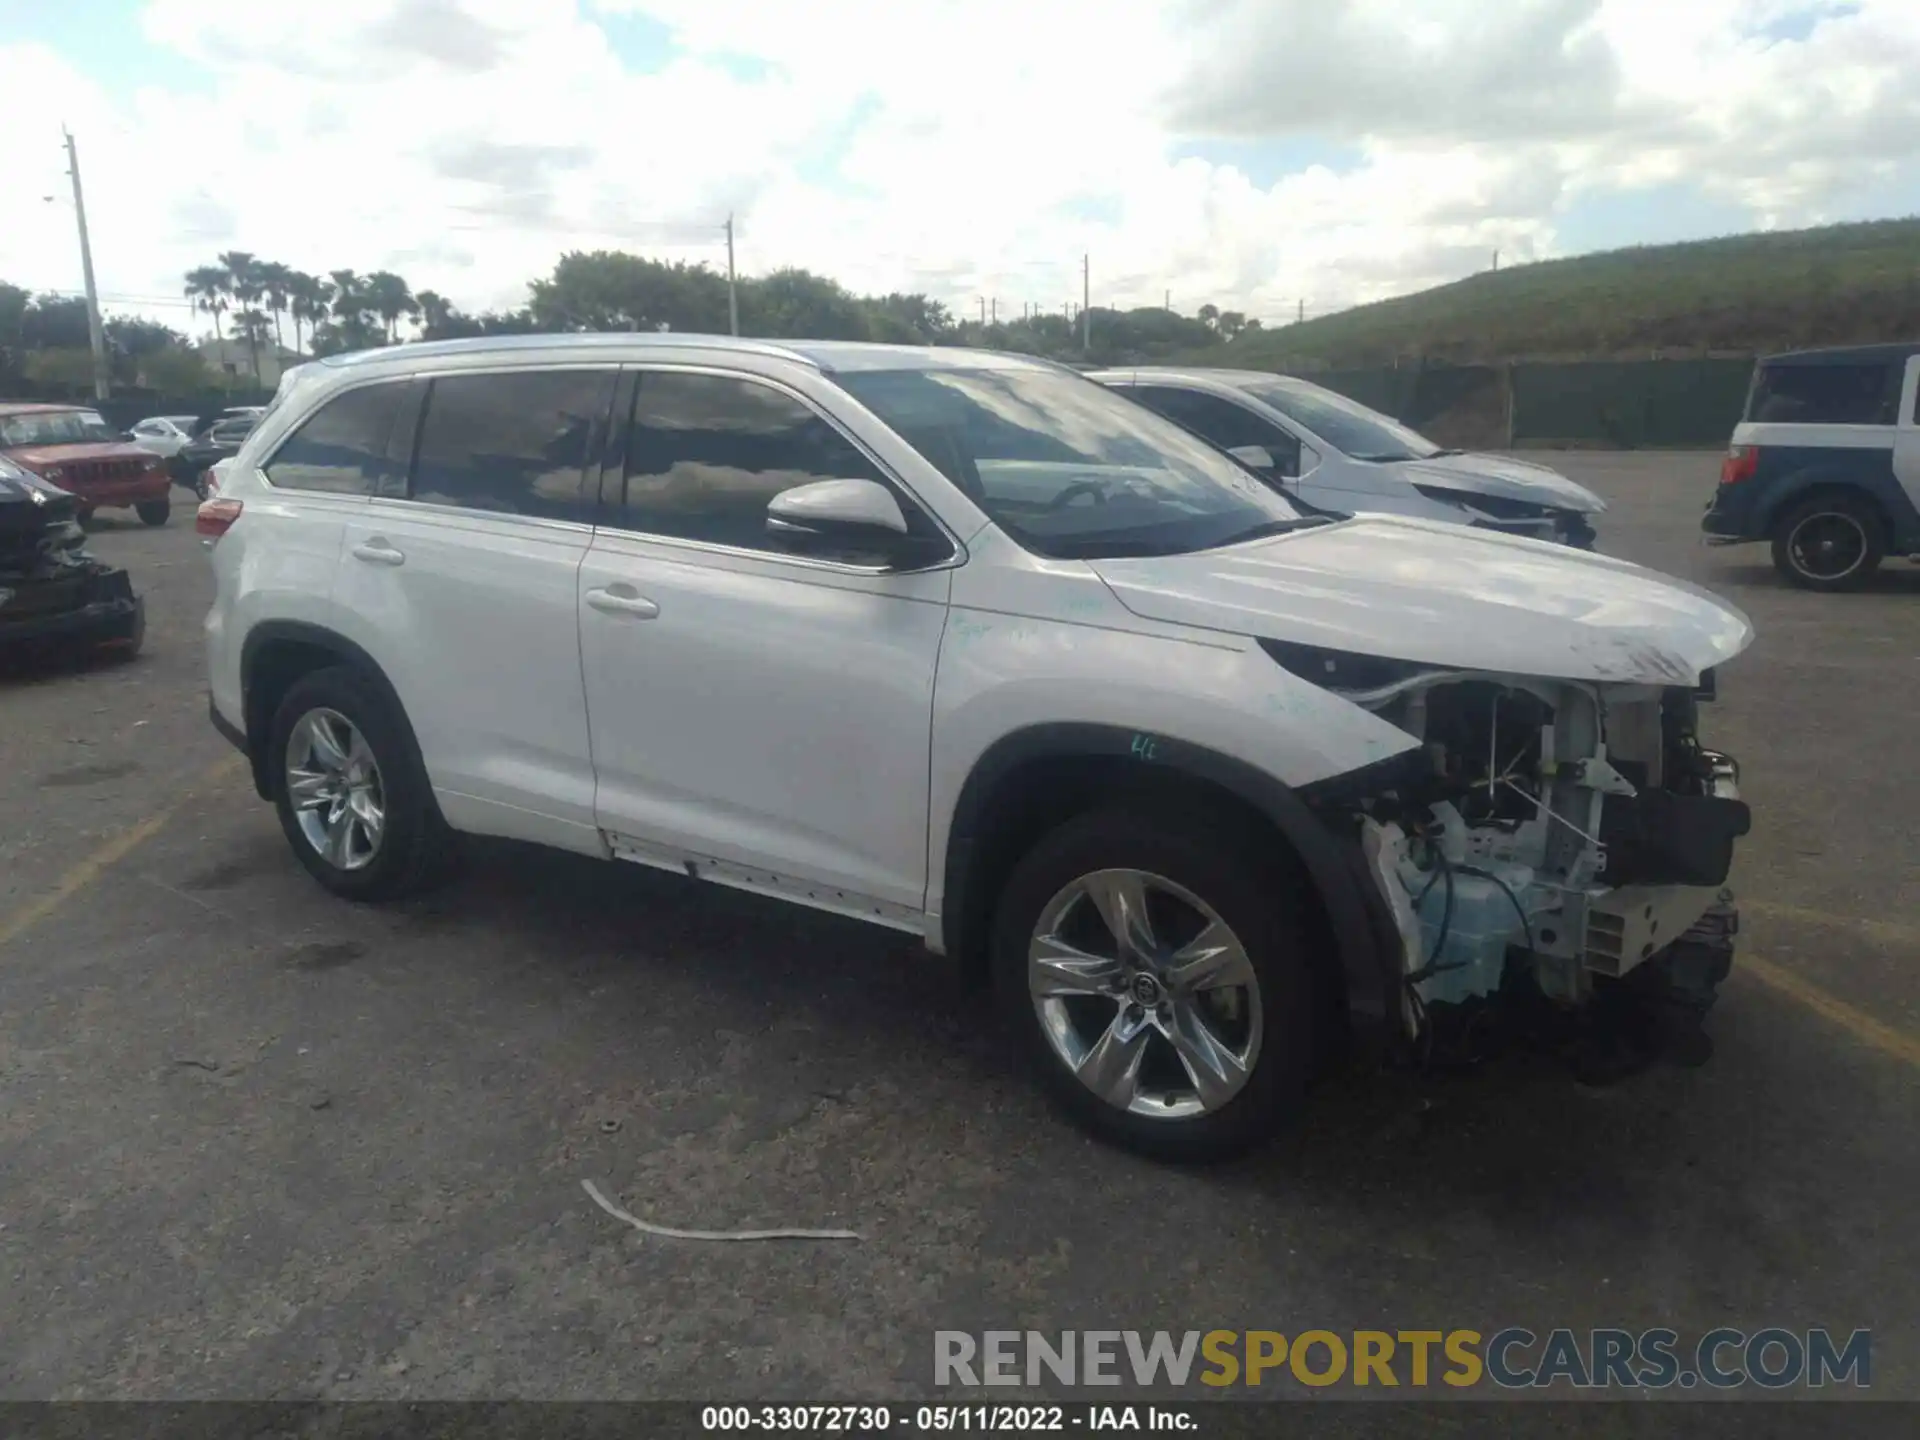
351;540;406;566
585;586;660;619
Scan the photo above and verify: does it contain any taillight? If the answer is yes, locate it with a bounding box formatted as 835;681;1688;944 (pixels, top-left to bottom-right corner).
196;497;243;540
1720;446;1759;485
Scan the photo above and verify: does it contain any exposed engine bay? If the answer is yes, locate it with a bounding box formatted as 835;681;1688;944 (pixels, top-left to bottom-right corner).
1274;641;1750;1070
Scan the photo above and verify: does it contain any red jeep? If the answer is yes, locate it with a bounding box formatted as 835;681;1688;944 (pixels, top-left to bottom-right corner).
0;403;175;526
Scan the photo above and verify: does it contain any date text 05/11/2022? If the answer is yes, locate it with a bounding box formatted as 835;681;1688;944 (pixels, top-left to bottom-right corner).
701;1404;1197;1431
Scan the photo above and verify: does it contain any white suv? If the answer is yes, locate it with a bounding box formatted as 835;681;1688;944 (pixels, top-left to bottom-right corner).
203;335;1756;1161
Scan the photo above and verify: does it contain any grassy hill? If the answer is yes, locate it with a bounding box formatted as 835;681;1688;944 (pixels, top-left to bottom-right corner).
1202;217;1920;369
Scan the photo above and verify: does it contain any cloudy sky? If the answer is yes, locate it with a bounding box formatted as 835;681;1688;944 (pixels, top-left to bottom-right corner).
1;0;1916;336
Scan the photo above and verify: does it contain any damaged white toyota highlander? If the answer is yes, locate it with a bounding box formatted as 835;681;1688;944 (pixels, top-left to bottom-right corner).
203;337;1753;1162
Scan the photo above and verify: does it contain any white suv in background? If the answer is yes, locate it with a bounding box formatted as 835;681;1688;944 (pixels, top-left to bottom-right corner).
203;335;1754;1161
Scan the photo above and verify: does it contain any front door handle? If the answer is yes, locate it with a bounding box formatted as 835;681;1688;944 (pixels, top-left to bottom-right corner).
351;540;406;566
585;586;660;619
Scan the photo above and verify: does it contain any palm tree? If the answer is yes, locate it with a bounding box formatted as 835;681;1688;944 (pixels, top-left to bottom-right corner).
364;271;420;343
220;251;265;382
257;261;293;360
415;288;455;340
328;270;381;352
287;271;330;355
233;309;275;374
184;264;230;346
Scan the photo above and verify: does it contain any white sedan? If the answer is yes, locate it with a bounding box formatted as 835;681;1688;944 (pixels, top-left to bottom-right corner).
128;414;201;459
1093;367;1607;548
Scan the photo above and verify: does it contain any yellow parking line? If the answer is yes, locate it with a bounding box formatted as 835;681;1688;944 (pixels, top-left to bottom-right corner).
0;755;245;950
1744;900;1920;951
5;754;1917;1075
1742;952;1920;1070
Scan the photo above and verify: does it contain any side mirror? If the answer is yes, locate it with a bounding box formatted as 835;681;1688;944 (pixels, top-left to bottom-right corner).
768;478;912;557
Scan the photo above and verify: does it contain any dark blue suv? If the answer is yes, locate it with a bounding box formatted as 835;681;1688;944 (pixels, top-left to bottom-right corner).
1703;342;1920;590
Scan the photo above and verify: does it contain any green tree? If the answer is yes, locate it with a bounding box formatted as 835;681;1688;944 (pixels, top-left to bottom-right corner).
364;270;419;342
23;348;97;391
740;268;873;340
256;260;293;357
529;251;730;332
287;271;331;355
105;316;188;384
1197;302;1220;333
221;250;265;383
0;281;27;381
326;270;383;352
21;295;92;350
139;345;215;392
415;288;456;339
184;265;230;345
863;292;954;344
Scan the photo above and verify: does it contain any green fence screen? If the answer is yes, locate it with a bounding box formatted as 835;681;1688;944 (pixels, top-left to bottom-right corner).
1302;358;1757;449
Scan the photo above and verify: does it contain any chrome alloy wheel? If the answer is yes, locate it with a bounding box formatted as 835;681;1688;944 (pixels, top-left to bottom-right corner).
285;707;386;871
1027;868;1263;1120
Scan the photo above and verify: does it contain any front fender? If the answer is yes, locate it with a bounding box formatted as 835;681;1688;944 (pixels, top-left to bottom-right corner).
939;721;1412;1060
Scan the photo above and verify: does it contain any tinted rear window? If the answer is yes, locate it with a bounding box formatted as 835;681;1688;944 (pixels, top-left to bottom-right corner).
1746;362;1899;426
409;369;615;523
264;382;404;494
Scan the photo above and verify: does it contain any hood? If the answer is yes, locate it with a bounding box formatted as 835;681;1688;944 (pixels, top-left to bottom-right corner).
1091;515;1752;687
6;442;153;470
1395;451;1606;515
0;461;78;534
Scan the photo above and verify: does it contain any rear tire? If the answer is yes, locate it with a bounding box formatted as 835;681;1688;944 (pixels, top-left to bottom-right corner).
990;806;1318;1163
1771;492;1885;591
267;665;457;901
136;499;171;527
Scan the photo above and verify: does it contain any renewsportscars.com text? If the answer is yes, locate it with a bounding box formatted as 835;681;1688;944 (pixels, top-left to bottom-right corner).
933;1328;1871;1391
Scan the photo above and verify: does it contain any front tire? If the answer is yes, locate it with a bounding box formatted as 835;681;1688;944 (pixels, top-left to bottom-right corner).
136;498;171;527
1771;492;1885;591
268;666;455;901
991;807;1318;1163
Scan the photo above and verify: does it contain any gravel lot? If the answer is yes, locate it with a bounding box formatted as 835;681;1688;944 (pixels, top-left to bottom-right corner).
2;455;1915;1402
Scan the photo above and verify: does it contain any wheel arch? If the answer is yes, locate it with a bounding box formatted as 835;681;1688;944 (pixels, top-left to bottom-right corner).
940;723;1408;1061
238;621;431;804
1757;466;1906;543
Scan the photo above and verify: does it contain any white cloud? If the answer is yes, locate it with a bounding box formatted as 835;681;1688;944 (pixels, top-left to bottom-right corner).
1;0;1916;337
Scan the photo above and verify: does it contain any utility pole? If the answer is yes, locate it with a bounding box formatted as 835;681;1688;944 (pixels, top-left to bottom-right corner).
725;214;739;336
1492;249;1500;272
1081;253;1090;353
1297;298;1305;325
1165;288;1171;312
990;297;997;324
62;127;110;401
978;296;986;326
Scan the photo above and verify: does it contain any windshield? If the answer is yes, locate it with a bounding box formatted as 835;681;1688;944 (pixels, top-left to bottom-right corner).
834;365;1306;559
1236;378;1444;463
0;410;119;448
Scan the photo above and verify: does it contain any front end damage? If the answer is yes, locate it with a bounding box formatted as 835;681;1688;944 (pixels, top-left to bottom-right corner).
1;463;145;660
1286;646;1750;1075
